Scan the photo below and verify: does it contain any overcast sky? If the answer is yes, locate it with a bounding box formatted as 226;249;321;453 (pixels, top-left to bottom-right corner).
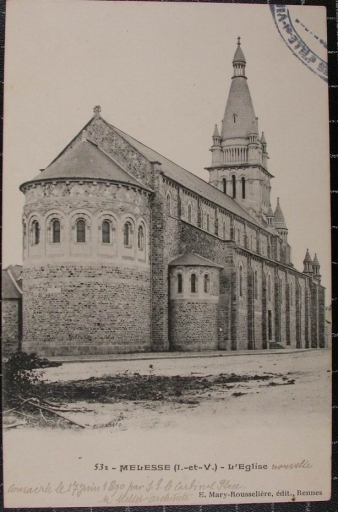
3;1;331;297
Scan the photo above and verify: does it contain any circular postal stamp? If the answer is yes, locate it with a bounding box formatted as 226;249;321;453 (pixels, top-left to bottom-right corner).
270;4;328;83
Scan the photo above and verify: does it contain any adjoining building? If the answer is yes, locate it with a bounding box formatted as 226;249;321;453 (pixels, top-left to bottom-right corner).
17;40;326;356
2;265;23;355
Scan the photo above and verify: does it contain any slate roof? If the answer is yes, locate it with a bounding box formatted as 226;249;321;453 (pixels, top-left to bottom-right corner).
169;252;223;268
221;78;257;140
111;125;263;229
2;265;22;299
22;139;152;192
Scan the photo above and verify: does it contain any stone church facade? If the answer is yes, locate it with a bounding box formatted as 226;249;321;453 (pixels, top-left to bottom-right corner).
19;41;326;356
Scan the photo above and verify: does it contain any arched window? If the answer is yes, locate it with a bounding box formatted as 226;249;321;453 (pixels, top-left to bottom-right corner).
279;278;283;302
237;229;240;243
223;221;226;239
206;214;210;232
52;219;60;243
191;273;197;293
232;175;236;198
166;194;171;214
188;204;192;223
204;274;210;293
223;178;227;194
254;270;258;299
76;219;86;243
241;177;246;199
239;266;243;297
102;220;110;244
138;225;144;250
32;221;40;245
177;273;183;294
268;274;272;302
124;222;132;247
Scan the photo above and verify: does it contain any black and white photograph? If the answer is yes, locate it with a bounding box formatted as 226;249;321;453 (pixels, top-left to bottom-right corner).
2;0;331;508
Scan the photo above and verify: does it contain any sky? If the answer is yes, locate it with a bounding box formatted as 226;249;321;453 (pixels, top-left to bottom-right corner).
3;0;331;297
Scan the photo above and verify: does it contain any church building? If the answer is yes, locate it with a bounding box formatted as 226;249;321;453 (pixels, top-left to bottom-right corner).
19;40;326;356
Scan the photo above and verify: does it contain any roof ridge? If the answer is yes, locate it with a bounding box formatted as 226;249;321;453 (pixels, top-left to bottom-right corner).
110;124;262;228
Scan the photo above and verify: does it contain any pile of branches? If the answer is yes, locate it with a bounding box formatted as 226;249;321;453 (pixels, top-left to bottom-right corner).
3;351;91;429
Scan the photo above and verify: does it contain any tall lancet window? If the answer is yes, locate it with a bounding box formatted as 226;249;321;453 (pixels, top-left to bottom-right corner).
223;178;227;194
52;220;60;243
241;177;246;199
32;221;40;245
102;220;110;244
76;219;86;243
232;175;236;198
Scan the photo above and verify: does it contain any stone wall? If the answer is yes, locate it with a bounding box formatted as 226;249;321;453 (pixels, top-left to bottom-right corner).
22;265;151;356
2;300;21;355
169;301;219;351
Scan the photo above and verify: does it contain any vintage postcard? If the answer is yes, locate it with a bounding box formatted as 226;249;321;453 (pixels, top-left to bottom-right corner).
2;0;331;508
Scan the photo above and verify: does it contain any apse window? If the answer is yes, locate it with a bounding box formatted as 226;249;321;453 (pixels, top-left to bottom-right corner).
52;219;60;243
124;222;132;247
102;220;110;244
32;220;40;245
76;219;86;243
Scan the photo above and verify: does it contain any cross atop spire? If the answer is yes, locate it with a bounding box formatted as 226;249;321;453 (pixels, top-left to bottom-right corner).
232;37;246;66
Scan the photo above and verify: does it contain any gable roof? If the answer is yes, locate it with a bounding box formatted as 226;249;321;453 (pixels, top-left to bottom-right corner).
169;252;223;268
110;124;263;229
22;112;264;230
2;265;22;299
22;139;152;192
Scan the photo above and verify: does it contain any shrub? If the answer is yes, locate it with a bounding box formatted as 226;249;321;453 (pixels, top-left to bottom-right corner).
3;351;61;406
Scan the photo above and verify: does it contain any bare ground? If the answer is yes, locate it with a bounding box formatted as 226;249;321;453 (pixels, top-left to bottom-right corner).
4;349;331;432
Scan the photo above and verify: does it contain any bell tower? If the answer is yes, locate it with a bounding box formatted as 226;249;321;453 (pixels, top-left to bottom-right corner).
206;38;274;226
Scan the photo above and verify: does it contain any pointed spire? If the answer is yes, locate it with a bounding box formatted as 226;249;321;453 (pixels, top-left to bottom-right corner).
213;124;220;138
261;132;266;144
313;253;320;265
303;249;312;263
274;198;287;230
221;39;256;140
303;249;313;274
267;204;274;218
233;37;246;64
